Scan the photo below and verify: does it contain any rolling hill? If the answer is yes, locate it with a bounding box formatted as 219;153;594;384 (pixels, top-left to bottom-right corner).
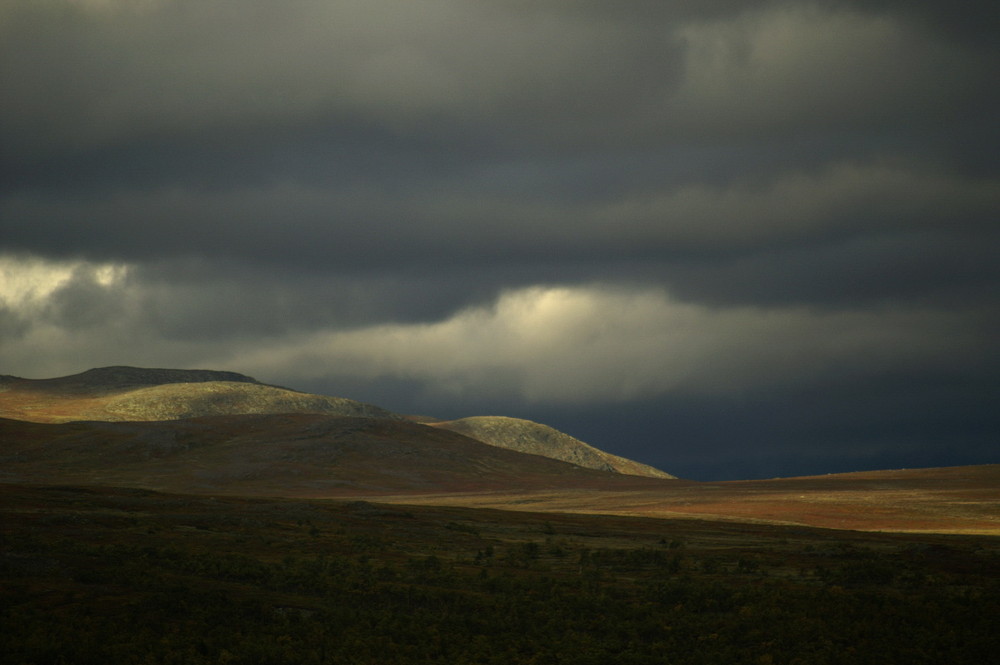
0;413;670;497
430;416;674;478
0;366;398;422
2;366;997;534
0;366;670;478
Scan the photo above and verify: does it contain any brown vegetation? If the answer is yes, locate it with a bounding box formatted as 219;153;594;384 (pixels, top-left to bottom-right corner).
380;464;1000;535
0;368;395;422
3;483;999;664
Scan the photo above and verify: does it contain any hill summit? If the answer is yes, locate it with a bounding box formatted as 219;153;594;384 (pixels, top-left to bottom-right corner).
0;365;261;395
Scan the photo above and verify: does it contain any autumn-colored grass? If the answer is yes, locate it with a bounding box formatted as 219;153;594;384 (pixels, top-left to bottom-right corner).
369;465;1000;535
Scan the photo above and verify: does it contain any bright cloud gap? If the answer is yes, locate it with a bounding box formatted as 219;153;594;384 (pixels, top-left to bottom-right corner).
232;284;984;404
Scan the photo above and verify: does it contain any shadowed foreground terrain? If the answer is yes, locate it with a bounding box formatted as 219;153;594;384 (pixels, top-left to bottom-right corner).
0;414;671;497
3;483;999;665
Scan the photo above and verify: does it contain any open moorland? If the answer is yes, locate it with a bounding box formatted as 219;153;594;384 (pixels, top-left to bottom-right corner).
3;483;1000;664
377;464;1000;535
3;412;997;535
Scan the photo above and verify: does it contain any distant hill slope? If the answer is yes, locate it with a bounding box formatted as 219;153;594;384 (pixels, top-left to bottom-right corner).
102;382;399;421
0;414;671;497
0;365;261;395
0;365;672;479
431;416;674;479
0;368;397;423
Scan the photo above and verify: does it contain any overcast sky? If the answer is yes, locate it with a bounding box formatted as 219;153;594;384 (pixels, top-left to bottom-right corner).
2;0;998;480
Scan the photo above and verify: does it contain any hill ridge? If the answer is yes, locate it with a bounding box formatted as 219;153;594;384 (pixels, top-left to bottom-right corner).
1;365;263;394
431;416;675;479
0;366;672;479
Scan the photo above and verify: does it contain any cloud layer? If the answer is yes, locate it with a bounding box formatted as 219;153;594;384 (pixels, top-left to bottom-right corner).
2;1;997;479
231;285;993;404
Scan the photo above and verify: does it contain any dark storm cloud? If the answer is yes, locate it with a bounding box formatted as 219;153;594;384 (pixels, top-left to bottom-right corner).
4;1;995;171
1;1;997;479
3;2;996;261
837;0;1000;44
130;257;512;337
656;228;1000;308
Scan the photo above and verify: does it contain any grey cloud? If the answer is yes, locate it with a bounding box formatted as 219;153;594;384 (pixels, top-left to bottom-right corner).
41;266;130;330
5;1;995;272
131;258;509;340
4;0;994;167
0;1;677;158
5;160;995;298
1;0;997;480
654;228;1000;308
837;0;1000;45
223;285;994;406
0;307;31;343
0;255;129;334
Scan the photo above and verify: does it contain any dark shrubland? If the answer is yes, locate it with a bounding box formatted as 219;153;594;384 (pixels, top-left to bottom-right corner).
2;484;998;664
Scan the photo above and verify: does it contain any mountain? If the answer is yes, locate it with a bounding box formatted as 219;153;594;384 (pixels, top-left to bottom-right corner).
0;366;672;479
431;416;674;479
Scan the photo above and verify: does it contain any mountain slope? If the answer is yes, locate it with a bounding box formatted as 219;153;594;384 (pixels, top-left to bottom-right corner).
431;416;674;479
0;366;672;478
0;414;671;497
101;382;399;421
0;368;397;423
